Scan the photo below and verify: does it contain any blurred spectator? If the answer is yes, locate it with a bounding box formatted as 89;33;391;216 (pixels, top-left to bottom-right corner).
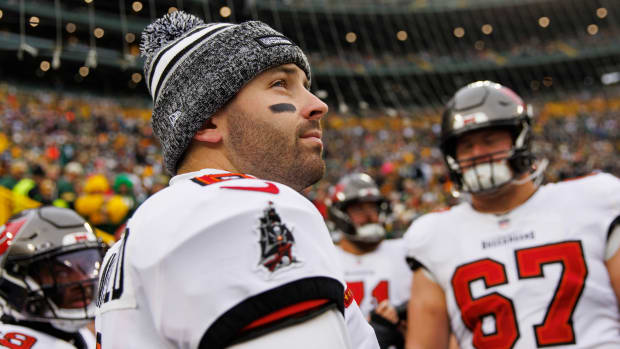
57;161;84;208
12;164;46;202
0;160;27;189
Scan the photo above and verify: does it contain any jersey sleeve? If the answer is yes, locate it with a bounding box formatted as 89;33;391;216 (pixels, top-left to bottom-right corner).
564;173;620;258
344;300;380;349
403;213;441;278
587;173;620;258
585;172;619;223
111;178;353;348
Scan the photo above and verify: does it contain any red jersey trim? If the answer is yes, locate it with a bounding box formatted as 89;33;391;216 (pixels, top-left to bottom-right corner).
242;298;330;331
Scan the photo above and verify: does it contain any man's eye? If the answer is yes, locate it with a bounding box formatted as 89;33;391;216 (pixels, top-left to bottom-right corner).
272;80;286;88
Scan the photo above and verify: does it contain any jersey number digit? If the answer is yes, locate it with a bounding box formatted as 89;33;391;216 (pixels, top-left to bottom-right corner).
0;332;37;349
515;241;587;346
346;280;389;306
451;241;587;349
451;259;519;349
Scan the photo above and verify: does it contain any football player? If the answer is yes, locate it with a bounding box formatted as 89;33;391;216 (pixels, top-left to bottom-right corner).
95;11;379;349
0;206;104;348
330;173;411;348
404;81;620;349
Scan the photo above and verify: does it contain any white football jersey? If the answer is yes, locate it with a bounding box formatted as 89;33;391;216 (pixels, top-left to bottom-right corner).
404;172;620;349
335;239;412;317
0;323;95;349
95;169;378;349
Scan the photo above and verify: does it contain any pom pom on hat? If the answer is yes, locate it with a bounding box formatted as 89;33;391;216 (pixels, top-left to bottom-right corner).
140;11;205;59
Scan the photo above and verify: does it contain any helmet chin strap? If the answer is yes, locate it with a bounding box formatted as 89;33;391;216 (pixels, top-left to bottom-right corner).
512;157;548;187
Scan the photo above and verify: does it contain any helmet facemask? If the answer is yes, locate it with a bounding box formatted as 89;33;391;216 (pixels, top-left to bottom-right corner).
445;122;532;194
7;247;102;332
0;207;104;334
329;173;389;245
342;201;387;245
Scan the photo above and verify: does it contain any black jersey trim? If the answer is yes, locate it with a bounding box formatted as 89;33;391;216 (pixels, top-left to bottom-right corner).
198;276;344;349
406;256;427;271
607;215;620;241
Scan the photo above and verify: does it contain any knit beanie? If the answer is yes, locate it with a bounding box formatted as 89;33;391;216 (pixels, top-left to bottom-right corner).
141;11;311;175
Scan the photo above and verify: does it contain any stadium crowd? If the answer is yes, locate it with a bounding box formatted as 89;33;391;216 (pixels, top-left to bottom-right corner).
0;83;618;238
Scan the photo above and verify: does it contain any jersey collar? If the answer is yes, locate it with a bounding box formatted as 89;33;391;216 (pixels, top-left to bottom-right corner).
169;168;256;186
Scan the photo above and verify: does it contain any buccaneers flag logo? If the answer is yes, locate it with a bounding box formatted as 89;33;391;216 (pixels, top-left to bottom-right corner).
258;202;298;272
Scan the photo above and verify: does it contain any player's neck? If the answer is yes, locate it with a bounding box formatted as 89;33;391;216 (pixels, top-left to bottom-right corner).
176;142;239;175
471;179;537;215
339;238;380;255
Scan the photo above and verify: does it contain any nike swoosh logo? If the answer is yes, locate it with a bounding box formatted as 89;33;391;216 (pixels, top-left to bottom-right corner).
221;182;279;194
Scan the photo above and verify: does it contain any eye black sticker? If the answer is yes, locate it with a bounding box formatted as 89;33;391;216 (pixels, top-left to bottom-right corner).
269;103;296;113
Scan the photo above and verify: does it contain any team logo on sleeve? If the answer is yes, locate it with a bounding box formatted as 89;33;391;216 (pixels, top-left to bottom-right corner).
257;202;300;273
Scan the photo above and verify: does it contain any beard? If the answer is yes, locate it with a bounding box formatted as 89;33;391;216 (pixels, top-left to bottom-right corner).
224;109;325;192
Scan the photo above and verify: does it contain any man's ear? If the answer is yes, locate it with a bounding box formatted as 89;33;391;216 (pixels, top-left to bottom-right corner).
193;116;223;143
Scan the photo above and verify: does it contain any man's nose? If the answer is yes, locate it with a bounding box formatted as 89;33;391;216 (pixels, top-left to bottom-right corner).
300;89;328;121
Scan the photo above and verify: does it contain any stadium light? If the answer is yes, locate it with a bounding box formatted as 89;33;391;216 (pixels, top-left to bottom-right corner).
0;10;3;19
397;31;408;41
481;24;493;35
66;22;77;33
125;33;136;43
131;73;142;83
94;27;104;39
453;27;465;38
79;66;89;77
475;40;485;50
345;32;357;43
84;0;93;3
29;16;40;28
587;24;599;35
220;6;231;18
132;1;143;12
538;17;550;28
597;8;608;19
168;7;178;14
40;61;51;72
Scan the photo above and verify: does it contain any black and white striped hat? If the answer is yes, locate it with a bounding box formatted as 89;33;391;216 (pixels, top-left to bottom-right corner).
141;11;311;175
